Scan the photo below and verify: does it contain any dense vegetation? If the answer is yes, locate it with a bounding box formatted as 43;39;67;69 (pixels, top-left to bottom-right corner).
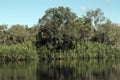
38;42;120;60
0;41;38;61
0;6;120;60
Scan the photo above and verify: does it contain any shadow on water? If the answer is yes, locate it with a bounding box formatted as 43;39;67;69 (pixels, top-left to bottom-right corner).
0;59;120;80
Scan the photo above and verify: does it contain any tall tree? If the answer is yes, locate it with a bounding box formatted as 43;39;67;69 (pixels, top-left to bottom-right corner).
36;6;78;51
83;8;105;29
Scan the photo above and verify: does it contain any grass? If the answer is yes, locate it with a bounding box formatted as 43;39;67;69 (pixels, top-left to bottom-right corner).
38;41;120;60
0;41;38;61
0;41;120;61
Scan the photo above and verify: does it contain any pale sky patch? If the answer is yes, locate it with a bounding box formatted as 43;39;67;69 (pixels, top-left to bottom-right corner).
80;6;87;12
106;0;112;5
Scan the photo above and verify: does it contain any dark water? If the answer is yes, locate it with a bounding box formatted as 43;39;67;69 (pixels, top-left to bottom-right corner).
0;59;120;80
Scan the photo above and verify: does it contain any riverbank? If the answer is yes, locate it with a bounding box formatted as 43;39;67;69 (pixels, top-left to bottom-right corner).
0;41;119;61
38;42;120;60
0;42;38;61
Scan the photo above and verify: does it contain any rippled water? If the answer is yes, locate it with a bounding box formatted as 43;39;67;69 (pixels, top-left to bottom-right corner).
0;59;120;80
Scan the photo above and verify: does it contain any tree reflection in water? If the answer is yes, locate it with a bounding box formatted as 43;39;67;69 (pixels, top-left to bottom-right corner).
0;61;37;80
0;59;120;80
36;59;120;80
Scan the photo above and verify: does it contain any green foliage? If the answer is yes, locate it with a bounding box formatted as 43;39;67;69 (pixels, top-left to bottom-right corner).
7;24;33;44
35;6;120;59
36;6;78;51
38;42;120;60
93;20;120;47
74;42;120;59
0;41;38;61
83;8;105;28
0;24;8;45
0;24;38;46
0;7;120;60
29;24;39;43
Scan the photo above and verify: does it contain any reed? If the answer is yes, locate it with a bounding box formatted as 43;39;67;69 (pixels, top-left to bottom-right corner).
0;41;38;61
38;41;120;60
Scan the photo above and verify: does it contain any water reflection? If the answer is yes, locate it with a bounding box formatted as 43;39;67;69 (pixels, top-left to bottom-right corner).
0;61;37;80
36;59;120;80
0;59;120;80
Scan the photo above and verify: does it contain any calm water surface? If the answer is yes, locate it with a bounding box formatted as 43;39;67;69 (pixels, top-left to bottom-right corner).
0;59;120;80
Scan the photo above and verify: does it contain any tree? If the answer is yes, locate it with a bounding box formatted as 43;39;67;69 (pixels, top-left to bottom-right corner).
0;24;8;45
8;24;30;44
36;6;78;51
93;19;120;48
29;24;39;43
83;8;105;29
75;18;95;42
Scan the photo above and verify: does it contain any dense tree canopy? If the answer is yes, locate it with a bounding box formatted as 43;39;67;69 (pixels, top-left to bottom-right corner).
0;6;120;59
36;6;120;52
36;7;79;51
0;24;38;45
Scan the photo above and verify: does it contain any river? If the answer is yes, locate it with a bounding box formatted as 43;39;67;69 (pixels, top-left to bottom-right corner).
0;59;120;80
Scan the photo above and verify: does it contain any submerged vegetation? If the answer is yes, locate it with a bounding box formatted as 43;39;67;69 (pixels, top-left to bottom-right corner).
0;6;120;60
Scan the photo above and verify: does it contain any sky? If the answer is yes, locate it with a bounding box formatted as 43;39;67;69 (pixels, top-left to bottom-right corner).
0;0;119;27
